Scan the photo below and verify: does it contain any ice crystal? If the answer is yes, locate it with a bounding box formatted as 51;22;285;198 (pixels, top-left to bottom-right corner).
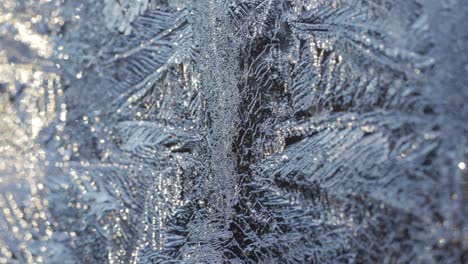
0;0;466;263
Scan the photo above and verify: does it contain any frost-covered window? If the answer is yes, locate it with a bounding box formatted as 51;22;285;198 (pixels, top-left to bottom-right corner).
0;0;466;263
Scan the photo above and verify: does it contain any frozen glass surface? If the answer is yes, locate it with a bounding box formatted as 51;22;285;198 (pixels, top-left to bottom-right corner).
0;0;466;263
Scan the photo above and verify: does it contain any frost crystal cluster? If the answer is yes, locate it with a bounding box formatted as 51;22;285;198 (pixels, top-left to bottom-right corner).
0;0;466;263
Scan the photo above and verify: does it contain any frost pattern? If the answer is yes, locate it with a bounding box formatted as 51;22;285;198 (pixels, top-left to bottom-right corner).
0;0;467;263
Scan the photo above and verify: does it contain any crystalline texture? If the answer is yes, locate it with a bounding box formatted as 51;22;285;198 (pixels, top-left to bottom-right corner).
0;0;466;263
